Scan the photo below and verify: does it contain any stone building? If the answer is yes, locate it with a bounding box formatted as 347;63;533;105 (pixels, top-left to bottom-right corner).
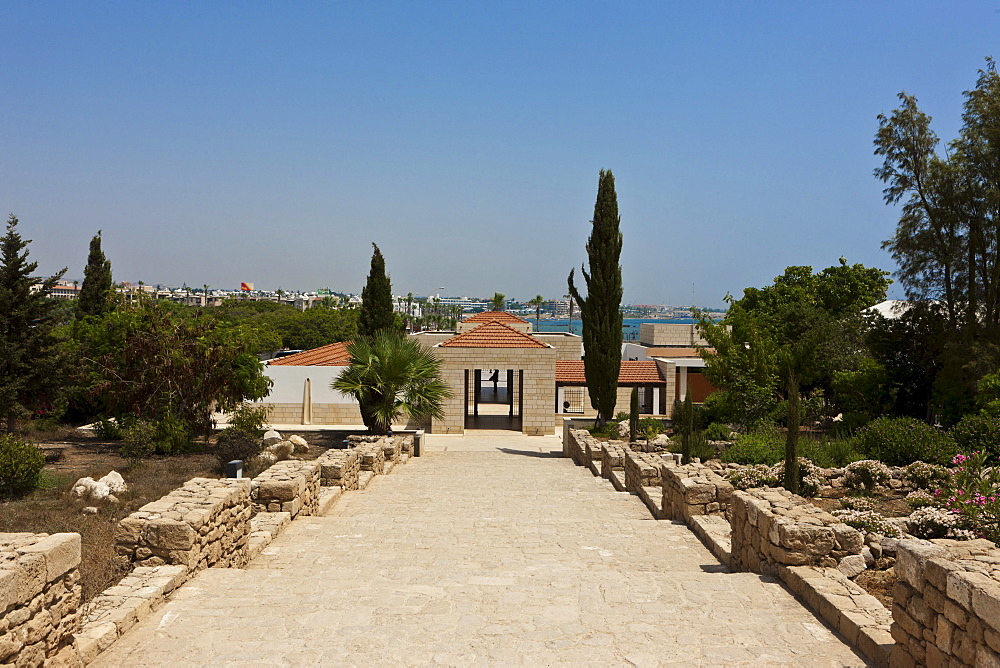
254;311;685;435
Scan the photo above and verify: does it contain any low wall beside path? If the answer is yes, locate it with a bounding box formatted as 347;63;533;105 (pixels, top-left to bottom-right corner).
252;460;321;518
114;478;252;572
891;538;1000;667
0;533;82;666
562;423;896;667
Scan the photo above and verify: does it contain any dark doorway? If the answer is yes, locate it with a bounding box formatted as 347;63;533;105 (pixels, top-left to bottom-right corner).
464;369;522;430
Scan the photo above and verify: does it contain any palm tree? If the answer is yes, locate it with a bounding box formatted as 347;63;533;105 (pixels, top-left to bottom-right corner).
203;284;211;307
529;295;544;331
490;292;506;311
333;331;451;435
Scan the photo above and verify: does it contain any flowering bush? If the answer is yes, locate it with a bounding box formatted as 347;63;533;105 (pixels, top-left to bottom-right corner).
935;451;1000;543
770;457;823;497
726;464;779;490
902;461;950;490
844;460;892;492
906;506;975;540
854;416;957;466
906;489;936;509
831;509;902;538
839;496;879;512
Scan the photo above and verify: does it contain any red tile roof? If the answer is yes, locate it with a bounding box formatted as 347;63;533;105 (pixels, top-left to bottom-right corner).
463;311;529;324
440;321;548;348
268;342;352;366
556;360;666;385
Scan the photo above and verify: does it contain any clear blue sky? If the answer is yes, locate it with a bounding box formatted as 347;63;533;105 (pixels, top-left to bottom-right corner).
1;2;996;307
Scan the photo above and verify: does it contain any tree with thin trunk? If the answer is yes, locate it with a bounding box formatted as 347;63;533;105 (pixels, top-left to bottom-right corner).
77;231;114;319
0;215;67;432
490;292;506;312
568;170;623;428
529;295;544;331
358;243;396;337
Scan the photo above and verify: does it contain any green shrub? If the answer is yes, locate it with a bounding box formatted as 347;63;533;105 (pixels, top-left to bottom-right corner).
704;422;734;441
687;432;716;461
950;412;1000;461
801;436;864;468
120;419;157;465
721;430;784;466
93;418;123;440
637;417;665;437
0;434;45;498
614;411;631;423
228;403;270;439
854;416;957;466
213;427;263;471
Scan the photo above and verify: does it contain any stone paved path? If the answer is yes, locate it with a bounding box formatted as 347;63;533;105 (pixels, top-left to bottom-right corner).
95;432;868;666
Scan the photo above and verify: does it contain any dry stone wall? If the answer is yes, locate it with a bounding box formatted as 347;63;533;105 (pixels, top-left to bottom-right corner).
252;460;320;518
730;488;864;575
600;442;626;481
661;462;734;523
316;448;360;490
0;533;82;667
891;538;1000;667
623;449;663;494
357;442;386;475
115;478;251;572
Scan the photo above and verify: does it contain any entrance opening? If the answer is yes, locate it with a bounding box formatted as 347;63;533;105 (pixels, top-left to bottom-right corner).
464;369;523;430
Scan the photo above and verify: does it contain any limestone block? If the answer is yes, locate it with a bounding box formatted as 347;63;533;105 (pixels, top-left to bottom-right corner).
17;533;81;582
262;430;282;446
144;519;197;551
896;539;948;589
770;520;835;556
972;579;1000;632
838;554;868;578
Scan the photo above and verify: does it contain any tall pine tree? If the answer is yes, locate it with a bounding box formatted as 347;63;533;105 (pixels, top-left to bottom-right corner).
76;230;114;318
357;243;395;337
568;170;623;428
0;215;67;431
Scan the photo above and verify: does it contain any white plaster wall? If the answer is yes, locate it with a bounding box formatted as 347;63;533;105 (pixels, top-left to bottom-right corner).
622;342;651;361
262;366;355;404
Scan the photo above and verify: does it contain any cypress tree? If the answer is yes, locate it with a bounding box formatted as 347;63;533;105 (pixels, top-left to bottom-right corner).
568;169;623;427
76;230;114;318
357;243;395;337
0;215;67;431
